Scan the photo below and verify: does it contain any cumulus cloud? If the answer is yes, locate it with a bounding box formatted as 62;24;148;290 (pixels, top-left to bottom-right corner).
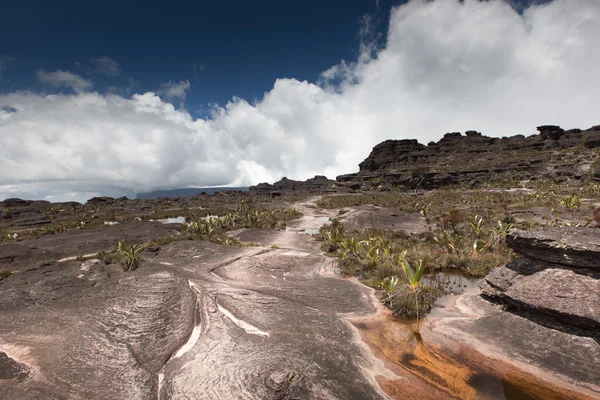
36;69;92;93
91;56;121;76
2;0;600;202
157;80;191;102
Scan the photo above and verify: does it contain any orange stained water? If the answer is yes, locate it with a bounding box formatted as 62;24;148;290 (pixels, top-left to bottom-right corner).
352;295;597;400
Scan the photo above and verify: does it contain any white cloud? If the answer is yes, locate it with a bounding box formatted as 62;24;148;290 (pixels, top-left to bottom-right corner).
91;56;121;76
2;0;600;202
36;69;92;93
157;80;191;102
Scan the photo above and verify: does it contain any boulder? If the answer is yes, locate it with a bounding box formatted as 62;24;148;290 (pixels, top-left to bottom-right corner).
537;125;565;141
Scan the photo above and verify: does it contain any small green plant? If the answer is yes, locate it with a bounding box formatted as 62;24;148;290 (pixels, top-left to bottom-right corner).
417;203;431;217
398;250;426;330
433;230;458;254
470;215;484;237
0;270;13;279
117;239;145;271
472;238;489;256
558;194;581;212
217;237;241;246
381;276;399;307
583;182;600;196
2;208;10;214
321;219;344;252
490;220;513;246
285;372;303;384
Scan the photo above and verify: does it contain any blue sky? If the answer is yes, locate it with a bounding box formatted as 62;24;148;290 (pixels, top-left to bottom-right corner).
1;0;397;115
0;0;597;202
0;0;550;114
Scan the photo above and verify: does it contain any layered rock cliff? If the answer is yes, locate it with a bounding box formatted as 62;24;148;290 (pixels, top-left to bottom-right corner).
249;175;337;196
337;125;600;191
480;227;600;339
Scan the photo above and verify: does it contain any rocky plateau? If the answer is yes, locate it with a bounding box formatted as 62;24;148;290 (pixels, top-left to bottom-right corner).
1;124;599;399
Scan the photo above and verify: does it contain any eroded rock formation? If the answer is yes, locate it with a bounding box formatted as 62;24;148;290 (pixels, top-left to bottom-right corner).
480;227;600;339
337;125;600;191
249;175;337;196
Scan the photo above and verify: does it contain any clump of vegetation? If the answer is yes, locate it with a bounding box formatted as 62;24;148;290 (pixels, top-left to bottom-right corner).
317;206;517;321
557;193;581;213
117;239;145;271
321;218;344;252
388;283;442;320
216;237;242;246
97;250;121;265
398;251;426;327
185;201;302;245
0;270;13;279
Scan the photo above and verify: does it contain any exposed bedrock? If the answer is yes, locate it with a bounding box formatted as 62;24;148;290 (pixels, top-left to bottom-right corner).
0;206;390;399
249;175;338;196
0;262;195;399
337;125;600;191
480;227;600;339
423;226;600;398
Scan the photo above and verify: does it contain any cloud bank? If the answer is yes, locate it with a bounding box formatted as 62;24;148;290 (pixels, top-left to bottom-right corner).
1;0;599;202
91;56;121;76
36;69;93;93
157;80;191;102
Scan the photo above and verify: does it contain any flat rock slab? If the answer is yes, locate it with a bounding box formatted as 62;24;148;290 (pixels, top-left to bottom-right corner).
433;293;600;397
506;227;600;269
0;258;194;399
0;220;179;271
481;258;600;333
1;225;390;399
337;205;430;234
150;240;387;399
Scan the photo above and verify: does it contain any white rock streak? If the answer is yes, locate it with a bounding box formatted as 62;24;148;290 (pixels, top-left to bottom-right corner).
218;305;270;337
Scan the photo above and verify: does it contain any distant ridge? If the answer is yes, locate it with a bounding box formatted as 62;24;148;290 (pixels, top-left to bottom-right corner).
137;187;249;199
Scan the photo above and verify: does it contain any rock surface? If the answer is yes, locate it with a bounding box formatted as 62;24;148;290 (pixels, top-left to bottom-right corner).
481;227;600;339
337;125;600;191
0;199;391;399
433;292;600;398
335;205;431;234
505;227;600;269
249;175;337;196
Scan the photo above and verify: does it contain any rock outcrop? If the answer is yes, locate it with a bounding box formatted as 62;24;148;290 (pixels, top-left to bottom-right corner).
337;125;600;191
480;227;600;338
249;175;337;196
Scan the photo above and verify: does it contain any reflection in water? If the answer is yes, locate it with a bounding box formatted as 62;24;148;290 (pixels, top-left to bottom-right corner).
154;216;187;224
353;305;594;400
422;269;480;294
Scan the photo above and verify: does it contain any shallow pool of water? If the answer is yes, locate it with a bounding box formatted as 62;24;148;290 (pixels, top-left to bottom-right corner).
154;216;187;224
422;269;481;294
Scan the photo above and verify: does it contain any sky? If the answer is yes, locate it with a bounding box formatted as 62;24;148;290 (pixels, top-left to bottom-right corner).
1;0;598;202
